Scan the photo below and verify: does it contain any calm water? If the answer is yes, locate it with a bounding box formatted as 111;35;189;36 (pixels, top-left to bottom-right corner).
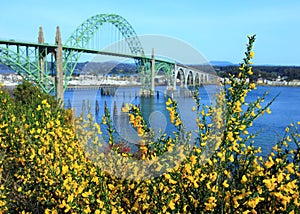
65;85;300;157
247;86;300;155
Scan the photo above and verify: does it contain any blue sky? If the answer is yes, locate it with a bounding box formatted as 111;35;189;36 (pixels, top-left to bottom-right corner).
0;0;300;65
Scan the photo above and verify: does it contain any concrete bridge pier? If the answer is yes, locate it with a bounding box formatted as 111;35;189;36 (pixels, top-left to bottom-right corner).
139;48;156;97
151;48;155;96
55;26;64;104
183;70;188;89
172;64;177;91
38;27;45;82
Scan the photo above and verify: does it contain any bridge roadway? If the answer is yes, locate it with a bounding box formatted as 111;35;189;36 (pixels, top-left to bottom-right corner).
0;39;199;66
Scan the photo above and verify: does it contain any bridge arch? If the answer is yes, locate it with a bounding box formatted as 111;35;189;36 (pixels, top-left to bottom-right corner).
63;14;144;88
155;62;173;86
195;73;201;86
65;14;143;54
185;70;195;87
174;68;185;88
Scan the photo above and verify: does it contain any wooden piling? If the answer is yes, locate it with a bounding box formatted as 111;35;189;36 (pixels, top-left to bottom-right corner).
95;100;99;114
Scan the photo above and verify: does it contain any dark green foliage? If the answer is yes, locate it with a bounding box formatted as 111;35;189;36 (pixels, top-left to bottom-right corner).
215;65;300;81
13;80;60;109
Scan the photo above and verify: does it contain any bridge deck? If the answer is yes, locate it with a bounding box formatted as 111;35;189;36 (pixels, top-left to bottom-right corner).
0;39;214;75
0;39;175;64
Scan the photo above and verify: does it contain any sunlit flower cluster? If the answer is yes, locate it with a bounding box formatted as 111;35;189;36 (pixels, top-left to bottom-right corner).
166;98;182;127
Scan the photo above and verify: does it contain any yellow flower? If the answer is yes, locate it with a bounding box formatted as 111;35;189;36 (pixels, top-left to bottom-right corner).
243;130;249;135
286;163;294;173
168;199;176;210
96;199;104;208
263;178;276;191
223;180;229;188
122;103;130;113
249;82;256;89
169;179;177;184
184;164;192;174
62;165;68;175
42;99;48;105
156;163;163;172
166;98;172;106
238;72;242;78
209;172;217;181
82;189;92;198
200;142;206;147
248;67;253;75
241;175;247;183
227;132;235;142
257;185;263;194
190;155;197;165
239;64;245;71
224;170;231;179
205;196;217;211
265;158;274;169
239;124;246;131
175;119;181;126
211;185;218;193
217;152;223;159
45;209;51;214
67;194;74;203
247;197;264;209
164;173;171;180
108;184;114;190
249;51;255;59
84;205;91;213
255;102;262;109
102;116;107;125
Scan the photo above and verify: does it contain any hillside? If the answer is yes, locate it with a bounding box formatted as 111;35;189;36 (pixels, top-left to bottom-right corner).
1;62;300;81
215;65;300;81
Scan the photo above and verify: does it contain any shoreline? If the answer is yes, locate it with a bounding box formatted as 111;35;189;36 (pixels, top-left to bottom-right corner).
255;83;300;87
2;82;300;91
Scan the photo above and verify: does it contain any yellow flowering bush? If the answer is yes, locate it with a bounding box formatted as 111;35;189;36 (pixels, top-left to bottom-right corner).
0;35;299;213
0;83;110;213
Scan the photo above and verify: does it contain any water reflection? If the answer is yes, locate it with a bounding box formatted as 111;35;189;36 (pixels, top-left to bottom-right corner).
65;85;217;150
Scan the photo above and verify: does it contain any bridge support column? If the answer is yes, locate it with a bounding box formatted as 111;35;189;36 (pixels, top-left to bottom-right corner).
38;27;45;82
192;73;196;87
173;64;177;91
183;69;188;88
55;26;64;104
151;48;155;96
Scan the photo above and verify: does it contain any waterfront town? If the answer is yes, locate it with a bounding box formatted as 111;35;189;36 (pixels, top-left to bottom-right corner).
1;70;300;87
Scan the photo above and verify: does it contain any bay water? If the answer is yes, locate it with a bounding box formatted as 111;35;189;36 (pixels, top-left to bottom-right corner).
64;85;300;157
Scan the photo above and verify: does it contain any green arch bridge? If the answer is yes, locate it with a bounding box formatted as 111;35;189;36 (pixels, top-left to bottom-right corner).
0;14;217;101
